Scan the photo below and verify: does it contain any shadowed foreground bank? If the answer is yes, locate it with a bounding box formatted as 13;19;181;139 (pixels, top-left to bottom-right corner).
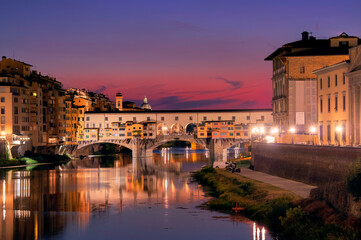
194;167;361;240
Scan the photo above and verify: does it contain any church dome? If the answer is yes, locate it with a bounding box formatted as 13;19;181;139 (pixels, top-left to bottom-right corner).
141;96;152;110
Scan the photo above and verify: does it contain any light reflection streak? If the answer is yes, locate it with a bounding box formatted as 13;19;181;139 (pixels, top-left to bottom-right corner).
252;222;266;240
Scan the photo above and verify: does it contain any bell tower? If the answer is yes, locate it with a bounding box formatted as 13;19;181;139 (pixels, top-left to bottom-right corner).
115;93;123;111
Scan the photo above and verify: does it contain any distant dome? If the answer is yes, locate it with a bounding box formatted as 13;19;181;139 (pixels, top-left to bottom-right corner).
141;96;152;110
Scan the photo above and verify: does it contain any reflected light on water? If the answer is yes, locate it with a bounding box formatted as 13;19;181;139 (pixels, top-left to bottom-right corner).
253;222;266;240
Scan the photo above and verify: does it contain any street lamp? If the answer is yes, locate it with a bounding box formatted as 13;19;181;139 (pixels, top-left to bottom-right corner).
309;126;317;145
270;127;279;143
289;127;296;144
336;125;343;146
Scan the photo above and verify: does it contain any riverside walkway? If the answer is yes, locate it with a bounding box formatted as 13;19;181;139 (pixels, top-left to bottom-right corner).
237;169;317;198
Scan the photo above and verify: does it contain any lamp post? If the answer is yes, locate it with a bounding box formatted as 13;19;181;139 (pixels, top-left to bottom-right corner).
289;127;296;144
336;125;343;146
309;126;317;145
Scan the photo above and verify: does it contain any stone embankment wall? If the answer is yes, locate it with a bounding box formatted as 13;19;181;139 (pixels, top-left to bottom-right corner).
252;143;361;217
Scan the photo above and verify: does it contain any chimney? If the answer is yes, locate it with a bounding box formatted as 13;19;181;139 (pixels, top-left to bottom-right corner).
302;31;309;41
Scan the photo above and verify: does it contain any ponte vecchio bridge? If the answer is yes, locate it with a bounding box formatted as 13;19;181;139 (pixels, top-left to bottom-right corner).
77;109;272;160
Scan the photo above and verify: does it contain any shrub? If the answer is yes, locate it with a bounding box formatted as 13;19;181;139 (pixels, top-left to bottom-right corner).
346;159;361;198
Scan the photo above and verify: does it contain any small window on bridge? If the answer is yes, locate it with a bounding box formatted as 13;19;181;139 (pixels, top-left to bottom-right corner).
218;116;221;120
119;117;122;121
161;117;164;121
203;116;207;121
232;116;236;121
133;117;136;121
189;116;193;121
175;116;179;121
147;117;150;121
105;117;108;121
246;116;250;120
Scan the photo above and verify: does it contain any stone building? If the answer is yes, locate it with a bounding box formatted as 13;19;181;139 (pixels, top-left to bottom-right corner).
265;32;360;134
313;61;350;146
0;56;66;146
347;45;361;145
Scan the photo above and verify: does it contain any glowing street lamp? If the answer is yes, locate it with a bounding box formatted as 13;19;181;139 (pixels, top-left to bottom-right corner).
270;127;279;143
309;126;317;145
336;125;343;146
289;127;296;144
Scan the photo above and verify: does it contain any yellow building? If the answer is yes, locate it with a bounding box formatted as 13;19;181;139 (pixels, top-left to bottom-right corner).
313;61;349;146
0;56;66;146
65;88;114;145
131;123;143;139
265;32;359;135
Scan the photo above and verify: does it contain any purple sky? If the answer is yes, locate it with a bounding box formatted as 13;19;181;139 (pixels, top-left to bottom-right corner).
1;0;361;109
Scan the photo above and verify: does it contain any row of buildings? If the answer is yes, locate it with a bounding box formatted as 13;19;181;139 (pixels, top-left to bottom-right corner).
0;56;115;146
81;110;273;142
266;32;361;146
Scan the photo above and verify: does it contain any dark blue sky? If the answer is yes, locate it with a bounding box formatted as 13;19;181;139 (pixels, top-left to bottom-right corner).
1;0;361;109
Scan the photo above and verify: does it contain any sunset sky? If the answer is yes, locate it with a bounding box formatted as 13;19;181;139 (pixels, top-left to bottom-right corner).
1;0;361;110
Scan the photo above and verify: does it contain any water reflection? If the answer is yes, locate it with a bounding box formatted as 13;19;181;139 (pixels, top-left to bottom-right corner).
0;148;271;240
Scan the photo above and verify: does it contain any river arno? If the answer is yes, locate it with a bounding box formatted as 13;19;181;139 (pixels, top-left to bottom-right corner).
0;149;271;240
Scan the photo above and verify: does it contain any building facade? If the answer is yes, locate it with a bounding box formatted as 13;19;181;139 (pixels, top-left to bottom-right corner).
314;61;349;146
0;56;66;146
265;32;360;135
347;45;361;145
83;109;272;141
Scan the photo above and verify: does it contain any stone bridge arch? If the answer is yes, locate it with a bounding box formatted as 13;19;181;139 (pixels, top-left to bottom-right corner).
139;135;207;157
76;140;134;156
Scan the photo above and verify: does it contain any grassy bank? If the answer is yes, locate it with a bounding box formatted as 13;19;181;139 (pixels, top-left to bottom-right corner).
194;167;360;240
0;153;71;168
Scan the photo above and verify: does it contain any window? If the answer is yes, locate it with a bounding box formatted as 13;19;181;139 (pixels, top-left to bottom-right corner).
327;95;331;112
161;117;164;121
342;122;346;142
203;116;207;121
14;116;18;124
246;116;250;120
1;116;4;124
0;97;4;103
147;117;150;121
105;117;108;121
1;107;4;114
334;94;338;112
343;73;346;85
14;97;18;103
342;93;346;111
300;66;305;73
335;74;338;87
119;117;122;121
319;124;323;141
175;116;178;121
218;116;221;120
328;76;330;88
334;121;339;142
14;107;18;114
189;116;193;121
320;96;323;113
320;78;322;90
86;117;90;121
327;124;331;142
232;116;236;121
261;115;265;121
133;117;136;121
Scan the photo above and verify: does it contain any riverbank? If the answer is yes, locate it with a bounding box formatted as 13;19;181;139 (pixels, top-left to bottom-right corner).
0;153;71;168
194;167;361;240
